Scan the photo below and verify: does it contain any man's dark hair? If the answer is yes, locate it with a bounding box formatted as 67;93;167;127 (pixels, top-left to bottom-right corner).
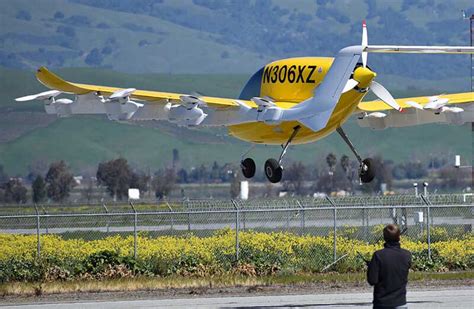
383;224;400;242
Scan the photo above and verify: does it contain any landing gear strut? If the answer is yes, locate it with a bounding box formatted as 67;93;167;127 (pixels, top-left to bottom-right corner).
336;127;375;183
240;145;256;179
264;125;301;183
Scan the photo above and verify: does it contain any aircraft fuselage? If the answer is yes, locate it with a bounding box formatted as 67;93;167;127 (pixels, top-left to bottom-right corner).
228;57;375;145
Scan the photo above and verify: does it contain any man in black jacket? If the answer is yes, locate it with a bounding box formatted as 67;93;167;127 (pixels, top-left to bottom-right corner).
367;224;412;309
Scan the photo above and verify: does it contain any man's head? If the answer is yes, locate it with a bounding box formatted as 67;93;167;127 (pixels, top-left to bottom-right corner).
383;224;400;242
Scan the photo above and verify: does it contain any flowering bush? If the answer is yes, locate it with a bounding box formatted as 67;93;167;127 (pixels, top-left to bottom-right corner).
0;230;472;282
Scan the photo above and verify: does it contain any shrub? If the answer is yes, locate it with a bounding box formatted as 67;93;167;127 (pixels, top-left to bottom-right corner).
0;231;472;282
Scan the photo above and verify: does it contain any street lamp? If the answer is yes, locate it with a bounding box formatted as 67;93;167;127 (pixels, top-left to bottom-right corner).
413;182;418;197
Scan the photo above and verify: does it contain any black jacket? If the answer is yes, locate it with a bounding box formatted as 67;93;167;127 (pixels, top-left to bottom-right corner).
367;241;412;308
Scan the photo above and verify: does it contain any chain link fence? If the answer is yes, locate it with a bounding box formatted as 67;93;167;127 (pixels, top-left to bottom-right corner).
0;194;472;266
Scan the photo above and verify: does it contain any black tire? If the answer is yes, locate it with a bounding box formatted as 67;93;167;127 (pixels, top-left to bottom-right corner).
264;158;283;183
241;158;256;178
360;158;375;183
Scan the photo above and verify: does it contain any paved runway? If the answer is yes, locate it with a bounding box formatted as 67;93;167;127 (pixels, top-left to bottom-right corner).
1;288;472;308
1;216;471;234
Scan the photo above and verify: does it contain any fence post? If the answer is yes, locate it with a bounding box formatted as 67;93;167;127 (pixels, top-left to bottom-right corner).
102;203;109;233
41;205;48;234
166;202;174;230
296;200;305;235
231;200;240;263
420;195;431;260
130;202;138;259
34;204;41;258
185;199;191;232
326;196;337;263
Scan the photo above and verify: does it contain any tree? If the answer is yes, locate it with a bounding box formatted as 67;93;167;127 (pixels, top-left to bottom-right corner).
53;11;64;19
81;177;95;204
96;158;132;201
153;168;176;199
32;175;47;203
340;155;357;192
230;169;241;199
26;160;48;182
45;161;75;202
2;179;27;204
0;165;8;183
361;156;393;194
130;172;150;193
326;153;337;174
85;48;103;66
172;148;180;169
283;161;307;195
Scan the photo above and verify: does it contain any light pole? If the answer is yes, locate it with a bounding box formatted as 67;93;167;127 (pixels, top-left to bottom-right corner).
423;182;429;197
413;182;418;197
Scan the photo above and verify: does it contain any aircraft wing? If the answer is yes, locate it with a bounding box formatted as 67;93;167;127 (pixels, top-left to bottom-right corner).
28;67;301;125
35;66;274;109
356;92;474;129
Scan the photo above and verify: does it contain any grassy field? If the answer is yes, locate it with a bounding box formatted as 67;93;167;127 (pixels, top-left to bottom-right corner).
1;271;472;296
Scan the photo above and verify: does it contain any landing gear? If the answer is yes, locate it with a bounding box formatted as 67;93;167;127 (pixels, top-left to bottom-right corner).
336;127;375;183
264;125;301;183
241;158;256;178
359;158;375;183
264;158;282;183
239;126;301;183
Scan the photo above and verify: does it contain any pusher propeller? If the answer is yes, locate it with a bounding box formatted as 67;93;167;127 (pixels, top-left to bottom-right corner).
342;21;404;112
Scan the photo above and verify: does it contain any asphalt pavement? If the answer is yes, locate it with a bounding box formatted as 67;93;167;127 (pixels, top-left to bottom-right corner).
1;288;472;308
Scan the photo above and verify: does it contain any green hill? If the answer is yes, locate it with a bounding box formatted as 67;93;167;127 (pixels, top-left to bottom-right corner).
0;67;471;176
1;0;473;80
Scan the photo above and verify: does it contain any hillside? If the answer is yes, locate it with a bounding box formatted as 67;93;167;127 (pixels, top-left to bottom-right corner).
0;67;471;176
1;0;473;81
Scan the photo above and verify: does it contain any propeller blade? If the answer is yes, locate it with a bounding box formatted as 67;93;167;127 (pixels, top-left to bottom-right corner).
55;98;73;104
361;20;368;67
15;90;62;102
342;79;359;93
367;112;387;118
405;100;423;110
441;106;463;113
110;88;136;99
370;81;403;112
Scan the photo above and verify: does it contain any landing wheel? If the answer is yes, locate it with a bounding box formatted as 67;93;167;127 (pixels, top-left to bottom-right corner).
359;158;375;183
264;158;283;183
241;158;256;178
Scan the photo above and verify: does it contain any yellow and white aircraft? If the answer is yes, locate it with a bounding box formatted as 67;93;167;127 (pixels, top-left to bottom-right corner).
16;22;474;183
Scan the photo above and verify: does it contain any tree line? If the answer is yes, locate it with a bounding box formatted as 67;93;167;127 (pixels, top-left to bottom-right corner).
0;150;469;204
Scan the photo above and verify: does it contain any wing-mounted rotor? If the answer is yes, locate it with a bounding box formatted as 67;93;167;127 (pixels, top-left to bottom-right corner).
101;88;144;120
15;90;76;117
164;94;208;126
358;92;473;129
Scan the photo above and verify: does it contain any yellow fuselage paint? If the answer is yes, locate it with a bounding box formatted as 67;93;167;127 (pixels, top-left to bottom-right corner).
228;57;375;145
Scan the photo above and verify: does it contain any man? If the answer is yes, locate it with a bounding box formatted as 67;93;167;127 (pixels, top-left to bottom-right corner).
367;224;412;309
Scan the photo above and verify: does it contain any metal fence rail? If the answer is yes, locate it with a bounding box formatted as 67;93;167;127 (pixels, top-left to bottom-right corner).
0;194;472;263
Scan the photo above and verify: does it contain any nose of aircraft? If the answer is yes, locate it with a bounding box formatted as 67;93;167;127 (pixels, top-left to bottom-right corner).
353;66;376;88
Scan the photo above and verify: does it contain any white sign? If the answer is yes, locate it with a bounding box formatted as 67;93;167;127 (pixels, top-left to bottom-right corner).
128;188;140;200
415;211;424;224
240;181;249;200
455;155;461;167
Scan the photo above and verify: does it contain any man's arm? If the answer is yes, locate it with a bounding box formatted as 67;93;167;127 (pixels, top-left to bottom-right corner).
367;253;380;286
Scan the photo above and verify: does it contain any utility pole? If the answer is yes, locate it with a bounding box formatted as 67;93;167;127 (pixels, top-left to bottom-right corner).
470;13;473;188
462;10;473;186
